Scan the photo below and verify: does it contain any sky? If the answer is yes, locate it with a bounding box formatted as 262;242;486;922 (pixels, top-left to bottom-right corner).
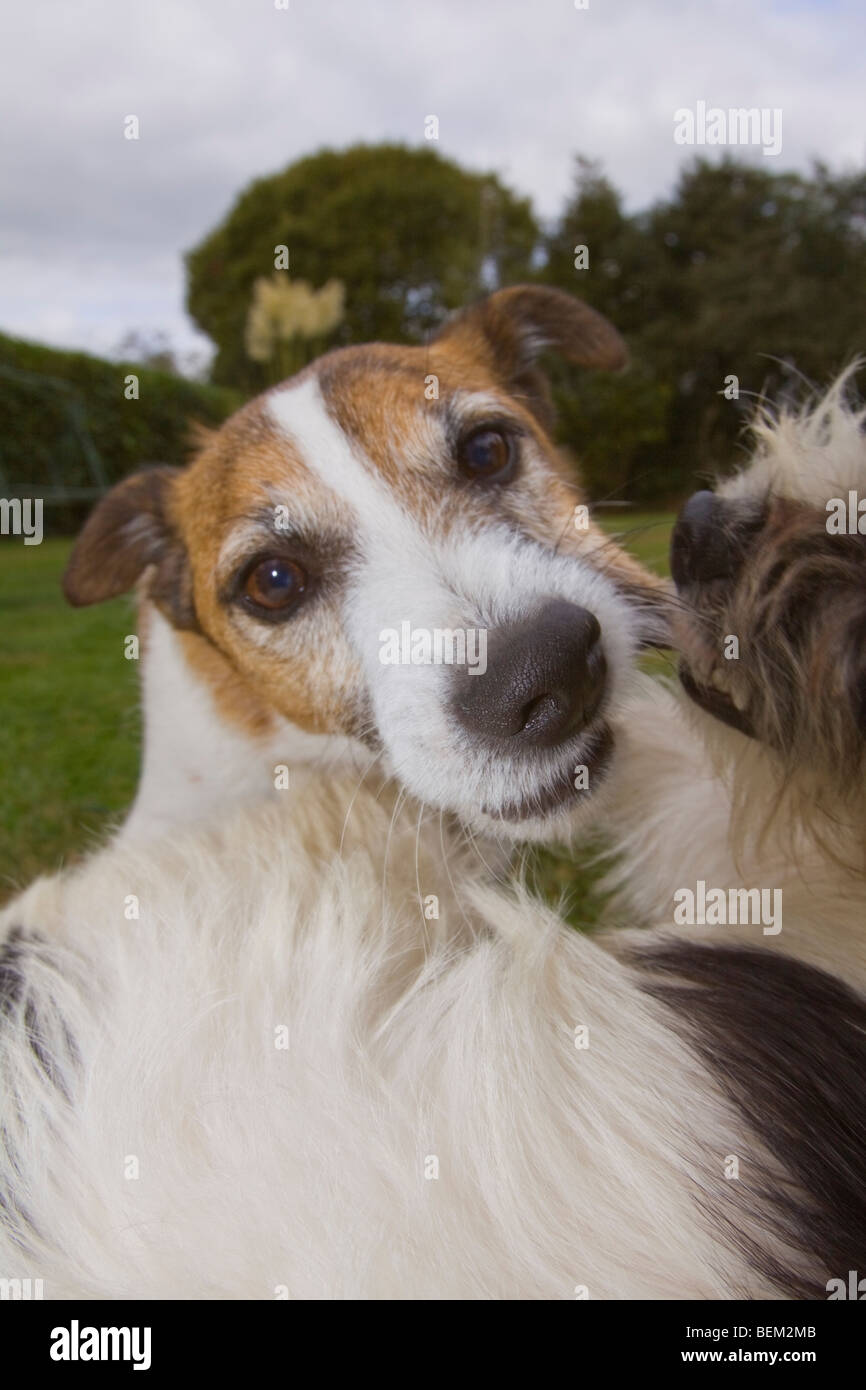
1;0;863;367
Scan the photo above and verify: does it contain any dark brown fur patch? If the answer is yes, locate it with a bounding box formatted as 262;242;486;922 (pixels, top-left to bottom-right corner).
636;939;866;1298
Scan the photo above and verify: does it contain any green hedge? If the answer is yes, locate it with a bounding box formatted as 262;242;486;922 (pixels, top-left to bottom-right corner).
0;332;242;530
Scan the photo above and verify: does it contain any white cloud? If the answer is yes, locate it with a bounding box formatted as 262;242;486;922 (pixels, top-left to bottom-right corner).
0;0;862;360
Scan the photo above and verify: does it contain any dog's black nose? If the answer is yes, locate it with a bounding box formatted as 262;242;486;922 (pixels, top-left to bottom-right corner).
671;490;767;588
452;599;606;749
670;490;733;586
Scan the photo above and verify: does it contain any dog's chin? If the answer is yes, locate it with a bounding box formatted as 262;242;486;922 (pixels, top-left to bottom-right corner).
470;722;616;843
679;661;755;740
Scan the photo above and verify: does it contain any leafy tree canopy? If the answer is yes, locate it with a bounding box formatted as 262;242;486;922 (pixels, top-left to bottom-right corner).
542;155;866;498
186;143;539;388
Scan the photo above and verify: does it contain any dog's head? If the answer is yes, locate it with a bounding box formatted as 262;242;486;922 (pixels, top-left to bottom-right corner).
64;286;667;841
670;371;866;822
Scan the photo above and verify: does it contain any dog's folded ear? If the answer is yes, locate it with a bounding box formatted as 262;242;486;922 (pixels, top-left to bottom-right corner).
62;466;197;629
432;284;628;424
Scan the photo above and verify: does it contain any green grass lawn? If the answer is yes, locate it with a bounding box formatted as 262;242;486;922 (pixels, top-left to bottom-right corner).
0;510;675;908
0;539;141;897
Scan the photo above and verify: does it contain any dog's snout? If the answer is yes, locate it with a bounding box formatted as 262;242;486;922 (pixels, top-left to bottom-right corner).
453;599;606;749
671;490;768;588
670;490;736;587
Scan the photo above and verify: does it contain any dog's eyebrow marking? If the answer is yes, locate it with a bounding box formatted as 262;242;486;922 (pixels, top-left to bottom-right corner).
446;389;519;424
216;506;344;564
267;375;416;540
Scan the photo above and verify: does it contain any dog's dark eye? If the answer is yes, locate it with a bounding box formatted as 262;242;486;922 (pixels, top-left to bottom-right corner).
458;427;515;483
242;557;307;615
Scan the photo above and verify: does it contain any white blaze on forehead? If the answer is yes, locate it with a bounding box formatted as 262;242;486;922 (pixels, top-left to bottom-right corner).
266;375;450;661
267;374;409;538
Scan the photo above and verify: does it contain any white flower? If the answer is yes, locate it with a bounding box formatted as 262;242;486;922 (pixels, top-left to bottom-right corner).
244;276;346;362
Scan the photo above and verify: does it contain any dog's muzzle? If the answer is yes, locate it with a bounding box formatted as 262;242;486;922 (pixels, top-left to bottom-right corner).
670;489;765;589
671;489;761;739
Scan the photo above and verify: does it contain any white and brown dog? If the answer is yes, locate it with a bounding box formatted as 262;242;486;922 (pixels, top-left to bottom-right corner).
0;295;863;1300
62;286;664;845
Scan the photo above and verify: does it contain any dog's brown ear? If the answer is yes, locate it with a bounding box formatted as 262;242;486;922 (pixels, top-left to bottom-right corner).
432;285;627;423
62;466;197;629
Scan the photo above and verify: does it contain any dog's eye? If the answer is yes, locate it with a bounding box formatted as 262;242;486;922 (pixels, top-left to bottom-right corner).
458;427;515;483
242;557;308;615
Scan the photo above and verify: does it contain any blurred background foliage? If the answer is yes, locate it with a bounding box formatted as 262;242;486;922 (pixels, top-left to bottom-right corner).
1;141;865;523
543;155;866;499
0;332;240;531
186;144;538;390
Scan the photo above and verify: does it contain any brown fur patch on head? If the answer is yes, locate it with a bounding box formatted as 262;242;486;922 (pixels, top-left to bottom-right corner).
164;395;370;739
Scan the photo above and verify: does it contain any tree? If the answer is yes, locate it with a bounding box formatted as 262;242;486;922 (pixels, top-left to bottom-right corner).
541;157;671;499
542;155;866;500
186;143;539;389
640;158;866;487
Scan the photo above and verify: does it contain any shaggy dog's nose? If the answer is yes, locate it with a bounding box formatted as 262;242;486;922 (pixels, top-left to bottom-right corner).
670;490;732;585
453;599;606;748
671;490;765;588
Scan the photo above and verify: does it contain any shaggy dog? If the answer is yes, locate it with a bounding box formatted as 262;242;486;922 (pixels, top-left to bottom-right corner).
604;370;866;993
1;314;863;1300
